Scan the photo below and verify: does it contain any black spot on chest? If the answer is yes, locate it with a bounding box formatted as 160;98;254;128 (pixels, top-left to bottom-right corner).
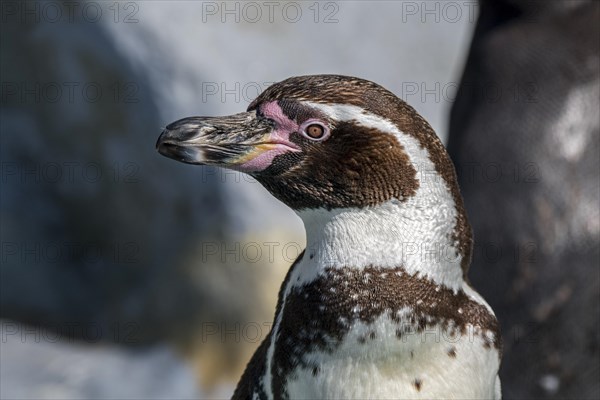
413;378;422;391
448;346;457;358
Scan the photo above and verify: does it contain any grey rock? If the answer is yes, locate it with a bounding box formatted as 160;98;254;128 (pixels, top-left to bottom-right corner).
448;1;600;397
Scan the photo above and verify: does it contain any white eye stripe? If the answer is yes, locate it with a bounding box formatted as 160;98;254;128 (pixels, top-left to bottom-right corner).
302;102;398;133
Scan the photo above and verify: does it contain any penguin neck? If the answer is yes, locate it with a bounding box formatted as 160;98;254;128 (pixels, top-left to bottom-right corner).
295;193;465;292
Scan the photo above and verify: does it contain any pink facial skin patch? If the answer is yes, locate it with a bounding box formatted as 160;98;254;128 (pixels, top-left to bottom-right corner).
237;101;301;172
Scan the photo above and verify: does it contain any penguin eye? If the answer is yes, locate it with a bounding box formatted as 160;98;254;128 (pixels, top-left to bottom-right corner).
300;121;329;141
306;124;324;138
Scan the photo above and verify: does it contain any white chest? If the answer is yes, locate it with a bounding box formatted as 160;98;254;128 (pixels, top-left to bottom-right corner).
283;313;501;399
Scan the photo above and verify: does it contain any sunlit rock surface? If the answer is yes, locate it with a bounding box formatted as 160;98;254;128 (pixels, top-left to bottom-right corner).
0;320;225;399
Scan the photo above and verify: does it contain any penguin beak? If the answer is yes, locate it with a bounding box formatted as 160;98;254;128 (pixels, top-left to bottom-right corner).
156;111;300;172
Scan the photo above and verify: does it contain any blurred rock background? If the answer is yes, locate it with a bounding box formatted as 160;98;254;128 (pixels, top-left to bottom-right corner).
1;1;473;398
448;0;599;398
3;1;599;399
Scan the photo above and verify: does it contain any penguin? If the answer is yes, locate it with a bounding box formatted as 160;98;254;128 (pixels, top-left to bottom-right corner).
156;75;502;399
